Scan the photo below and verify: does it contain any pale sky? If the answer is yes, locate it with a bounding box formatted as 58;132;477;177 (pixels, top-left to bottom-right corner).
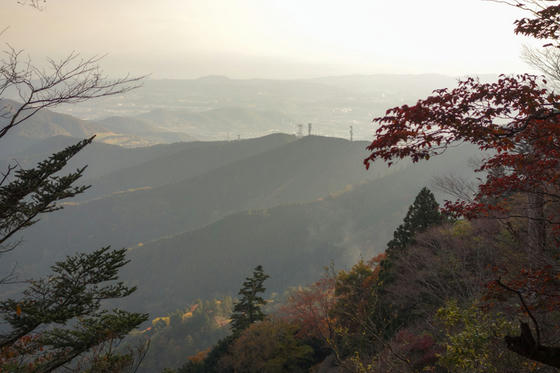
0;0;538;79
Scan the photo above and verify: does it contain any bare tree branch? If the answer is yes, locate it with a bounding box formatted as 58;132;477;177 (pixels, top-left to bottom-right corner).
0;47;145;140
17;0;46;10
522;46;560;89
432;174;478;203
496;278;541;345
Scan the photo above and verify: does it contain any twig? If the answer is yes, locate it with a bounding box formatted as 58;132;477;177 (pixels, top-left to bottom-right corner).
496;278;541;345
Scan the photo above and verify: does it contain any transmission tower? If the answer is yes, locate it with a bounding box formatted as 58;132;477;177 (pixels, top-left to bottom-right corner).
350;126;353;142
308;123;312;136
297;124;303;137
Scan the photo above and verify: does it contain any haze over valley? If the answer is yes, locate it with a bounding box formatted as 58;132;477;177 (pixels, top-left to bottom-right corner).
1;1;556;372
3;74;498;145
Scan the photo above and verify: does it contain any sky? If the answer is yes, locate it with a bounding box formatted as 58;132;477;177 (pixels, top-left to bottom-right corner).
0;0;539;79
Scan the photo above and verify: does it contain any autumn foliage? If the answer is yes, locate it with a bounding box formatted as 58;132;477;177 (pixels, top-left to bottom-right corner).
171;2;560;372
365;74;560;216
363;0;560;369
278;276;336;341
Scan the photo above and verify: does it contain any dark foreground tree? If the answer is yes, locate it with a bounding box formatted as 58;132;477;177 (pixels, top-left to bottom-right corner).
0;117;148;372
0;247;148;372
0;137;148;370
0;7;148;370
0;138;92;255
0;116;148;373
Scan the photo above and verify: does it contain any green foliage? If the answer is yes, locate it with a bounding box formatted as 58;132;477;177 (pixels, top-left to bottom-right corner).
0;247;148;372
175;266;270;373
386;187;443;254
178;335;236;373
230;265;269;335
0;139;147;372
379;187;443;293
133;297;234;372
79;352;135;373
373;188;445;342
220;319;315;373
0;137;93;252
436;300;522;373
331;260;380;357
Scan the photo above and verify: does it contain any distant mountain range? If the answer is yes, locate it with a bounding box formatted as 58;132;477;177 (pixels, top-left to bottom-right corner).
0;75;485;318
129;106;293;140
94;106;294;143
1;98;295;147
12;74;499;142
0;99;194;148
1;75;501;148
0;99;107;139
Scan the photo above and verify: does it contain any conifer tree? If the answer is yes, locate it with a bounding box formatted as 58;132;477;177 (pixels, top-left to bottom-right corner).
0;139;149;372
372;188;444;340
0;137;93;254
0;247;148;372
387;187;443;255
230;265;269;335
0;5;147;368
380;187;443;283
177;267;270;373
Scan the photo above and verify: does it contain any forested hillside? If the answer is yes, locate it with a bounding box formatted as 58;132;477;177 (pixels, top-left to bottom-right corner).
127;297;235;373
118;142;476;315
2;135;403;275
0;135;191;179
80;133;297;200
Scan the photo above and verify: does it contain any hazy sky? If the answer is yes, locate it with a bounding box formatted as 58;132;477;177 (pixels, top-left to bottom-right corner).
1;0;538;79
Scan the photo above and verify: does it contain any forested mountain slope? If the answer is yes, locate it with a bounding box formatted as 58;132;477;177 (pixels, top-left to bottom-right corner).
0;135;193;180
118;143;477;315
6;136;383;274
80;133;296;200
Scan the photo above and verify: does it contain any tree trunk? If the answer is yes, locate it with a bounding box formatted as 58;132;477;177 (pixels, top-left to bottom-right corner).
505;322;560;368
527;189;546;252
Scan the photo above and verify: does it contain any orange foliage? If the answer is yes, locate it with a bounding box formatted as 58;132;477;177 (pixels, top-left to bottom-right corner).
278;276;336;340
188;348;210;364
